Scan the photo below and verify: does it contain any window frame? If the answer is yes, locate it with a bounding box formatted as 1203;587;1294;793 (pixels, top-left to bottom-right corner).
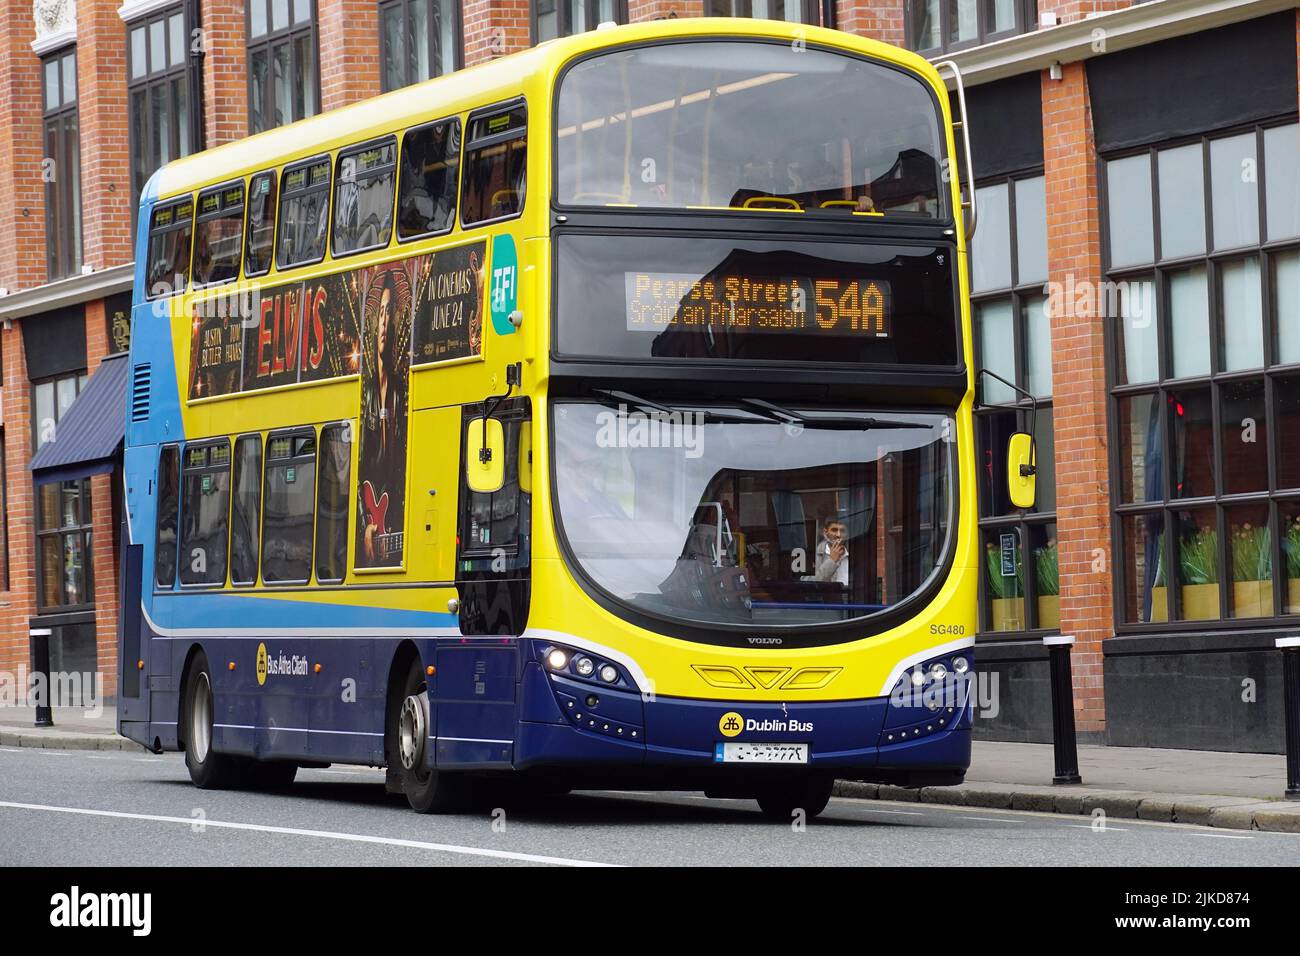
244;169;279;279
145;195;195;299
178;438;234;589
41;46;81;281
31;370;87;454
330;134;399;259
395;115;461;244
971;170;1058;640
260;426;318;586
35;477;95;612
530;0;628;44
459;99;528;229
192;179;247;289
229;432;264;588
126;3;202;231
378;0;463;93
275;153;333;271
155;443;181;589
1101;119;1300;633
313;421;353;584
905;0;1037;55
704;0;818;22
246;0;321;135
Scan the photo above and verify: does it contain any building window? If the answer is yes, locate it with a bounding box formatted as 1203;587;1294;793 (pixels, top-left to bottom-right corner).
705;0;817;21
906;0;1036;54
248;0;319;134
1105;122;1300;627
532;0;626;43
41;47;81;281
127;5;201;224
971;173;1057;635
37;479;93;610
379;0;461;92
32;370;87;452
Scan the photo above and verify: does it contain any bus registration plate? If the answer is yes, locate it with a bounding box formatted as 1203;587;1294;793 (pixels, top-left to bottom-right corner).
714;742;809;764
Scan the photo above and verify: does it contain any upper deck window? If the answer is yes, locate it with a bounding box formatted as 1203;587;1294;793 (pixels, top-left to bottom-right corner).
276;155;331;269
556;41;948;219
193;181;245;286
244;170;278;277
397;117;460;240
333;137;397;256
145;197;194;299
461;104;527;226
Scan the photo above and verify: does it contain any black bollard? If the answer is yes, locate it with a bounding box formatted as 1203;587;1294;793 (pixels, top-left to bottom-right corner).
1044;635;1082;785
1278;637;1300;800
29;627;54;727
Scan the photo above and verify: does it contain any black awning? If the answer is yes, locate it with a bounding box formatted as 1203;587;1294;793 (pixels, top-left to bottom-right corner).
29;352;129;486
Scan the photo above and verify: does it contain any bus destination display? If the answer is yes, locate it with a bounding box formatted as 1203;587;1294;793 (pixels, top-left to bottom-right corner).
624;272;892;337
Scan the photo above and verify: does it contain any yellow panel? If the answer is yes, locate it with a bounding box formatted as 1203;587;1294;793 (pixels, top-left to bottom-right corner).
691;665;753;689
409;405;461;581
744;666;790;689
780;668;843;691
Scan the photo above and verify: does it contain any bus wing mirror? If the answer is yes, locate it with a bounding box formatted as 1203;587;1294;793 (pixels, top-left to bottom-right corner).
1006;432;1037;510
467;418;505;494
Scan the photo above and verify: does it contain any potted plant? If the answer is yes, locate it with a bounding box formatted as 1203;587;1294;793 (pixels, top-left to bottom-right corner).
1285;514;1300;613
1179;525;1219;621
1034;538;1060;629
985;541;1024;631
1230;523;1272;618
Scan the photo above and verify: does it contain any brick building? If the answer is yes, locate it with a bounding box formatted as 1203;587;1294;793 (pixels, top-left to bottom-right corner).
0;0;1296;751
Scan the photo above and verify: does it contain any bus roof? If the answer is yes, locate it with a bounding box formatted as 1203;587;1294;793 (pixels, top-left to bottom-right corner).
153;18;937;203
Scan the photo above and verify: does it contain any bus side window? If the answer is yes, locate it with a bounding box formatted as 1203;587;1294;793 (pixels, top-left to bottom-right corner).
262;429;317;584
155;445;180;587
179;440;232;586
460;104;526;226
397;117;460;240
314;423;352;583
193;182;245;287
145;198;194;300
230;434;263;586
276;156;331;270
333;137;397;257
244;170;278;278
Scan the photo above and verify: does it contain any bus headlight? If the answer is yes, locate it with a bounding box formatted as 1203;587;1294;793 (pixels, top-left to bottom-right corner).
929;662;948;681
599;664;619;683
910;669;926;687
546;649;569;671
575;656;595;677
953;656;970;675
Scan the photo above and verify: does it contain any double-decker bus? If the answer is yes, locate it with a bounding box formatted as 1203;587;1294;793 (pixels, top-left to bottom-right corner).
119;17;1030;819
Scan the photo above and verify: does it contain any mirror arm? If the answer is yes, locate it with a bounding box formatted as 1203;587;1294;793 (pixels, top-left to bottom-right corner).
977;367;1038;475
479;362;522;463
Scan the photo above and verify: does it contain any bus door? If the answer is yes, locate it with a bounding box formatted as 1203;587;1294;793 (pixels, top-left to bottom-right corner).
433;398;531;766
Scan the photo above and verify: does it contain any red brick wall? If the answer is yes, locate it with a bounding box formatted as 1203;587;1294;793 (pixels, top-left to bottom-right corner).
201;0;248;145
463;0;530;66
78;0;132;272
1041;62;1110;733
1036;0;1128;24
838;0;904;47
318;0;381;110
0;0;47;293
628;0;705;22
85;302;119;698
0;321;35;684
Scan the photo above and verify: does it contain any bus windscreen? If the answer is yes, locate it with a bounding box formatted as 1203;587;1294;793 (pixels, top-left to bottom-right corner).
555;40;948;219
556;234;959;366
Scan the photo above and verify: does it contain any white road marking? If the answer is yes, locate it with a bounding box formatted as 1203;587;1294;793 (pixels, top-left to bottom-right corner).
1064;824;1130;832
0;800;615;867
1191;832;1255;840
962;816;1027;824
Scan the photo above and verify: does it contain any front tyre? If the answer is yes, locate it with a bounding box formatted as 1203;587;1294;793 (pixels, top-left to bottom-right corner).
393;657;470;813
754;774;834;822
183;650;244;790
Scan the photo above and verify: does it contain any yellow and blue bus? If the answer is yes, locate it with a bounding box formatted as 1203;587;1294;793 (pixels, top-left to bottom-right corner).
118;17;1026;819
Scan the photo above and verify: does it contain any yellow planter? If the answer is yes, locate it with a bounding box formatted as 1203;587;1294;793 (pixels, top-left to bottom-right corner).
1232;580;1273;619
1149;586;1169;623
1037;594;1060;629
1181;582;1220;621
990;597;1024;632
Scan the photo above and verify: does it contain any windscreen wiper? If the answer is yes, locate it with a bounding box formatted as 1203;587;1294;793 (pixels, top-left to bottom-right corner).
591;390;754;425
740;398;932;431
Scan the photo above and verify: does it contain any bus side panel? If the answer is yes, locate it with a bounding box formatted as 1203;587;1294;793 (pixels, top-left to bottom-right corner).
434;640;517;768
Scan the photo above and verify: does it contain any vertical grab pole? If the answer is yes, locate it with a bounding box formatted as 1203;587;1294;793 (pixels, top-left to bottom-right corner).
1278;637;1300;799
933;59;978;241
1044;634;1082;785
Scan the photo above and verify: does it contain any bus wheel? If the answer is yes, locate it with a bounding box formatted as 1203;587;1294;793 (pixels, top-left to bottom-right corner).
183;650;244;790
754;775;834;822
394;658;467;813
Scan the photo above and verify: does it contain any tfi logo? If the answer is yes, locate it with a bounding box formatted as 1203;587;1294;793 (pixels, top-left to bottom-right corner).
49;886;152;936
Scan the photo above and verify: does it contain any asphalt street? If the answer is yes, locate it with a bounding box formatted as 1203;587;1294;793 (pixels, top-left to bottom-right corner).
1;745;1296;866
